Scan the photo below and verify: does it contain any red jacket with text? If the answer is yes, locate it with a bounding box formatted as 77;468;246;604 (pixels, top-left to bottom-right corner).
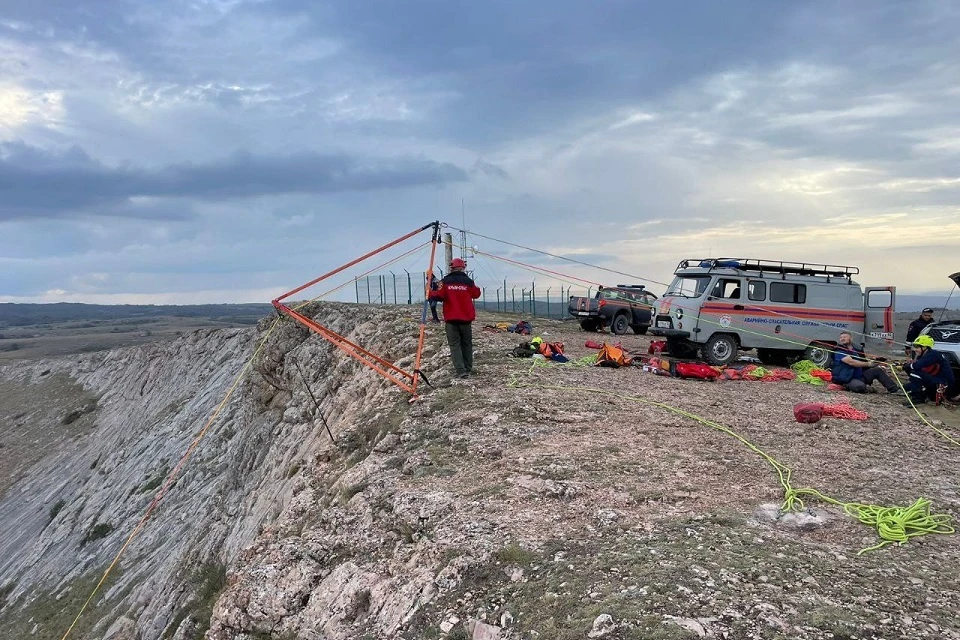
429;271;481;323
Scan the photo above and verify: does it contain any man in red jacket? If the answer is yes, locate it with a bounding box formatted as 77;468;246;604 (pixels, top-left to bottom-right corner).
429;258;482;378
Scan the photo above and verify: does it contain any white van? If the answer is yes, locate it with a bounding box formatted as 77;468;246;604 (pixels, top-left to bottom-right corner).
650;258;896;366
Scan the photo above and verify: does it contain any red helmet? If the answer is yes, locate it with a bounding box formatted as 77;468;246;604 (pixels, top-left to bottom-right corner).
450;258;467;269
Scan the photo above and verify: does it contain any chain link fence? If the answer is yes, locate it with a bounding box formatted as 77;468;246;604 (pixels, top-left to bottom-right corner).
355;274;597;319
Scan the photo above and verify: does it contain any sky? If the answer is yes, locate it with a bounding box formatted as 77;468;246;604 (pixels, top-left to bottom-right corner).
1;0;959;304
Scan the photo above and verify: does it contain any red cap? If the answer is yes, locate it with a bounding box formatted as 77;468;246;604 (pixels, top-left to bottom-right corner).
450;258;467;268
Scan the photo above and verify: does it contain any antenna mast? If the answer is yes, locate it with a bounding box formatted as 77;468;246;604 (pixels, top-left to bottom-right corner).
460;198;468;259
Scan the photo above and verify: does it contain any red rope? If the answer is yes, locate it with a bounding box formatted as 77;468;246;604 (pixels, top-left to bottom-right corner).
822;403;870;420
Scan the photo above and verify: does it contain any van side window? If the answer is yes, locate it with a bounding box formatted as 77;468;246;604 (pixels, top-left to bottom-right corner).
711;279;742;299
748;281;766;301
770;282;807;304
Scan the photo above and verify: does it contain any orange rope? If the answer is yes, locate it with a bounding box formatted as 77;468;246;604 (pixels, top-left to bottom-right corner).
60;319;282;640
822;403;870;420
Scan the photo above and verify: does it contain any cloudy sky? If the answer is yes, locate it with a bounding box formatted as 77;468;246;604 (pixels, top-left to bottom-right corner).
2;0;959;304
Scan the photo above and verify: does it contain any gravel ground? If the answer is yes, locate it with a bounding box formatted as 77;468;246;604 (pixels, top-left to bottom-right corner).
404;310;960;639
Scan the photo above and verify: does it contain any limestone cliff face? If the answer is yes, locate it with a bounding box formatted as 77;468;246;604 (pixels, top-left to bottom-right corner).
0;303;443;640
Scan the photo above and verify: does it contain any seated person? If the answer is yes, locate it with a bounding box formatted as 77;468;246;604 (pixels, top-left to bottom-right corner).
831;331;900;394
902;335;956;405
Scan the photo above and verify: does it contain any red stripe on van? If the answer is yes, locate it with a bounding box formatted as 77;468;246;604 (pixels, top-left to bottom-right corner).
699;304;865;321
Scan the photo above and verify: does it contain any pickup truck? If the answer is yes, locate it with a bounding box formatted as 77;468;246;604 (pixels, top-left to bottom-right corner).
568;285;658;335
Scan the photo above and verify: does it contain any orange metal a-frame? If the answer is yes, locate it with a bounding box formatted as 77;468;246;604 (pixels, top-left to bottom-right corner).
272;221;441;397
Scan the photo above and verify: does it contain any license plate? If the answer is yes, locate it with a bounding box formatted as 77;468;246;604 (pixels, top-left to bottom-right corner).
657;320;671;328
577;311;591;316
869;331;894;339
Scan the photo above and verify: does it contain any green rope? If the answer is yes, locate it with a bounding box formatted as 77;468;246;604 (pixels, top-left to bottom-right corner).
790;359;826;385
506;367;955;553
790;359;819;374
795;373;826;386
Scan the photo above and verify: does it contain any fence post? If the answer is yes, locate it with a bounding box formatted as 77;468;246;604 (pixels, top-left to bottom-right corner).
496;289;500;312
531;282;536;317
504;279;508;313
546;287;551;318
366;276;372;304
355;279;360;304
511;287;516;313
391;271;397;304
404;270;411;304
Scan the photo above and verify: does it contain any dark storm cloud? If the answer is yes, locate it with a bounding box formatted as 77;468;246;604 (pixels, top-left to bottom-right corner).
0;142;467;220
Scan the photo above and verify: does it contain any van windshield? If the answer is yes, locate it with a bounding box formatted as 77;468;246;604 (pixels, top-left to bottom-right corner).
665;275;711;298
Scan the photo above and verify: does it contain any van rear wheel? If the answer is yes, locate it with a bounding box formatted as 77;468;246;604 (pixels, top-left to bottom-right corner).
804;343;834;369
703;334;738;366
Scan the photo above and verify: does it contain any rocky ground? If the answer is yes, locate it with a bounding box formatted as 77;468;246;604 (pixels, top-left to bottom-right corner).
208;309;960;640
2;304;959;640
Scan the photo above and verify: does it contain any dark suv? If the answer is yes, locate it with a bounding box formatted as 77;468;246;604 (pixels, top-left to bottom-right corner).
568;285;658;335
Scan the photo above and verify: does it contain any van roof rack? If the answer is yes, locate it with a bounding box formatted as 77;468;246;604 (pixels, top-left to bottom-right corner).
678;258;859;278
614;284;646;289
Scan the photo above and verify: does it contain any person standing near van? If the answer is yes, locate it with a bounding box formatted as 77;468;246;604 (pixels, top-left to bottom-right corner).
429;258;481;378
904;308;935;356
832;331;900;394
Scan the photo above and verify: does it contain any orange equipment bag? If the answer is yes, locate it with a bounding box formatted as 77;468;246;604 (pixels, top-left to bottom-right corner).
596;343;632;368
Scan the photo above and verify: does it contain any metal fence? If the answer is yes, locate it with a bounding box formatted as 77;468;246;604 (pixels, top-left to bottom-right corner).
356;274;596;319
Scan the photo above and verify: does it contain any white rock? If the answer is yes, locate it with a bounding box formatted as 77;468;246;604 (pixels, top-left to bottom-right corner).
470;620;502;640
588;613;615;638
481;413;500;426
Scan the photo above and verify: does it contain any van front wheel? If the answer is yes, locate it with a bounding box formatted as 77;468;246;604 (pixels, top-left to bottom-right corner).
703;334;738;366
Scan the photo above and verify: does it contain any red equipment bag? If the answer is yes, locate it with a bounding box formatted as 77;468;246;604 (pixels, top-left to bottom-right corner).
674;362;720;380
794;403;824;423
648;340;667;354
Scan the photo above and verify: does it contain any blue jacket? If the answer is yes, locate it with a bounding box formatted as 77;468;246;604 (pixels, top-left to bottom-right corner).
907;349;956;385
832;345;866;384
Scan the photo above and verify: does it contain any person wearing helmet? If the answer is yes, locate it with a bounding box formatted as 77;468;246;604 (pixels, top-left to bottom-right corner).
902;334;956;405
831;331;901;394
429;258;482;378
904;308;935;356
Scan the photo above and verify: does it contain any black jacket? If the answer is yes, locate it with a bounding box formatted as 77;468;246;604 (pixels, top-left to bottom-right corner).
906;317;933;343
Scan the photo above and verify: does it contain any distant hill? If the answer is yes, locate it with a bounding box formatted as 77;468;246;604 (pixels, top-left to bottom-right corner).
0;302;274;328
895;295;960;313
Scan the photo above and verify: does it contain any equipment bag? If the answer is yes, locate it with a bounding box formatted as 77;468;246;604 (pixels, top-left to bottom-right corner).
793;403;824;423
596;343;632;367
674;362;720;380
